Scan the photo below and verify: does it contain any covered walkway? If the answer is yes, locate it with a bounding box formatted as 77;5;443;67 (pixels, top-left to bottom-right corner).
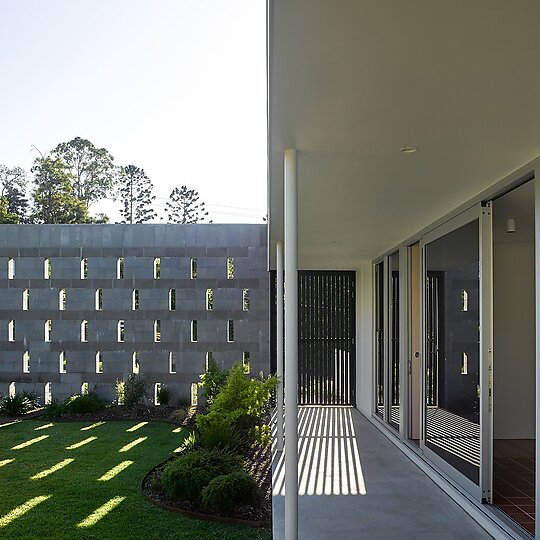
273;406;495;540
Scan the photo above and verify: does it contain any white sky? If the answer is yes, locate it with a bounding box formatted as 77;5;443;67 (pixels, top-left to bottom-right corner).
0;0;267;223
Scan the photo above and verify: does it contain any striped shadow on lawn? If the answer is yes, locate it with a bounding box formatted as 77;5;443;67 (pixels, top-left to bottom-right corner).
0;419;271;540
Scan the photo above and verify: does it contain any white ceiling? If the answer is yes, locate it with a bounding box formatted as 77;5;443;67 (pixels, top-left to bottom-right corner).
268;0;540;268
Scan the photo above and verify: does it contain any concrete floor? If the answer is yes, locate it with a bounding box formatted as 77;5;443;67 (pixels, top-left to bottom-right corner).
272;406;494;540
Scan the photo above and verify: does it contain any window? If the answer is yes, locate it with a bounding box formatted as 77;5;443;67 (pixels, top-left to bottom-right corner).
154;383;162;405
227;257;234;279
81;258;88;279
8;320;15;342
132;352;140;374
59;288;66;310
8;382;16;398
81;320;88;342
59;351;67;374
81;382;89;395
44;382;52;405
8;258;14;279
190;257;197;279
168;289;176;311
461;352;469;375
169;352;176;374
206;288;213;311
95;352;103;374
154;320;161;342
117;320;125;342
242;289;250;311
205;351;214;371
23;351;30;374
191;320;198;342
191;383;198;406
154;257;160;279
95;289;103;310
44;258;51;279
242;352;250;374
22;289;29;311
227;320;234;342
132;289;139;310
117;257;124;279
45;320;52;342
462;290;469;312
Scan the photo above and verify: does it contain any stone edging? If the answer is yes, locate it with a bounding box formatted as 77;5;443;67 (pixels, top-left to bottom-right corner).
140;459;271;529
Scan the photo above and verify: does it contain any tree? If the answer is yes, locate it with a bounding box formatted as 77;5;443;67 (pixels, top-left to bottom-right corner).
117;165;157;224
0;165;29;222
52;137;115;207
30;157;90;224
0;198;19;224
165;185;209;224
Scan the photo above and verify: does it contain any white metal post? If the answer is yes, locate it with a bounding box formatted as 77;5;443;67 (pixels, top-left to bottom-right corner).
284;148;298;540
276;240;285;452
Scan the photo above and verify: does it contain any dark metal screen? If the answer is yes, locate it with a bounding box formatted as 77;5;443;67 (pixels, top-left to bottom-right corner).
426;272;442;407
271;271;356;406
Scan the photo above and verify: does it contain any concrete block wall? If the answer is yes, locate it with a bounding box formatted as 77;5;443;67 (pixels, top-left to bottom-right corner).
0;224;269;406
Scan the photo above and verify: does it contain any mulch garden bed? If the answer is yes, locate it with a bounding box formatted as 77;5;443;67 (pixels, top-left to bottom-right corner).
141;442;272;528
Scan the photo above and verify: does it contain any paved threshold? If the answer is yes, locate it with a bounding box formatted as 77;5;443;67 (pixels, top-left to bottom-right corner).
272;406;493;540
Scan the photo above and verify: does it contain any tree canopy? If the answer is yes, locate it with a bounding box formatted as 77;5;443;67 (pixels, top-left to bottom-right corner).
117;165;157;224
0;165;29;222
165;185;209;224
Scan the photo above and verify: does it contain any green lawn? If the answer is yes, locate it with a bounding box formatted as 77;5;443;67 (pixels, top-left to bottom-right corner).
0;419;272;540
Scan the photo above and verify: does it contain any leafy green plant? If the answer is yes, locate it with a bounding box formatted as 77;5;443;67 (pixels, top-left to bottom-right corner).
196;364;277;445
201;470;261;513
0;391;39;417
156;385;171;406
43;392;106;418
199;356;227;405
160;449;242;502
123;374;148;406
198;417;244;452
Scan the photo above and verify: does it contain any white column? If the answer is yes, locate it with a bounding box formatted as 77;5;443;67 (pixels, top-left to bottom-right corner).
284;148;298;540
276;240;285;452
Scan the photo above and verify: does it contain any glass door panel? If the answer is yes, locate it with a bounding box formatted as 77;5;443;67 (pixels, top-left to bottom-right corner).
375;261;385;419
424;219;481;485
389;251;400;430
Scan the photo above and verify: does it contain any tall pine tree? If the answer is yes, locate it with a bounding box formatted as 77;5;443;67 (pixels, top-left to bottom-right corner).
165;185;209;223
117;165;157;224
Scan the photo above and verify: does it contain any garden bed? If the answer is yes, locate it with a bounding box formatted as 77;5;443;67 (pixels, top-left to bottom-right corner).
142;442;272;527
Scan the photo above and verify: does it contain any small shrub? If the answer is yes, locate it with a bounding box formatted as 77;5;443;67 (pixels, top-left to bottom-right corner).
123;374;147;407
0;391;39;417
43;392;106;418
199;357;227;405
160;449;242;502
201;470;260;513
198;417;243;452
156;385;171;406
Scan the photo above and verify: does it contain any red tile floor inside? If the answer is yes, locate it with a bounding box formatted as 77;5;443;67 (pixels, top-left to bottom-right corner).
493;439;535;535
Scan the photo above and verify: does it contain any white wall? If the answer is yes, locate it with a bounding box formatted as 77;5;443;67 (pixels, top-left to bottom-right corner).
493;241;536;439
356;263;373;416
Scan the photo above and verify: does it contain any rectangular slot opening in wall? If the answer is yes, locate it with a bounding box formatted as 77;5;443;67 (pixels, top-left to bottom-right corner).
44;382;52;405
117;257;124;279
81;382;89;395
154;320;161;342
242;289;250;311
169;352;176;374
95;289;103;310
206;289;213;311
59;351;67;374
22;289;29;311
23;351;30;374
81;258;88;279
8;258;14;279
191;383;198;406
132;352;140;374
191;320;198;342
190;257;197;279
461;352;468;375
154;383;161;405
227;320;234;342
227;257;234;279
169;289;176;311
154;258;160;279
59;289;66;311
44;258;51;279
81;320;88;342
96;352;103;374
205;351;214;371
242;352;250;374
132;289;139;310
8;320;15;342
117;320;125;342
45;320;52;342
